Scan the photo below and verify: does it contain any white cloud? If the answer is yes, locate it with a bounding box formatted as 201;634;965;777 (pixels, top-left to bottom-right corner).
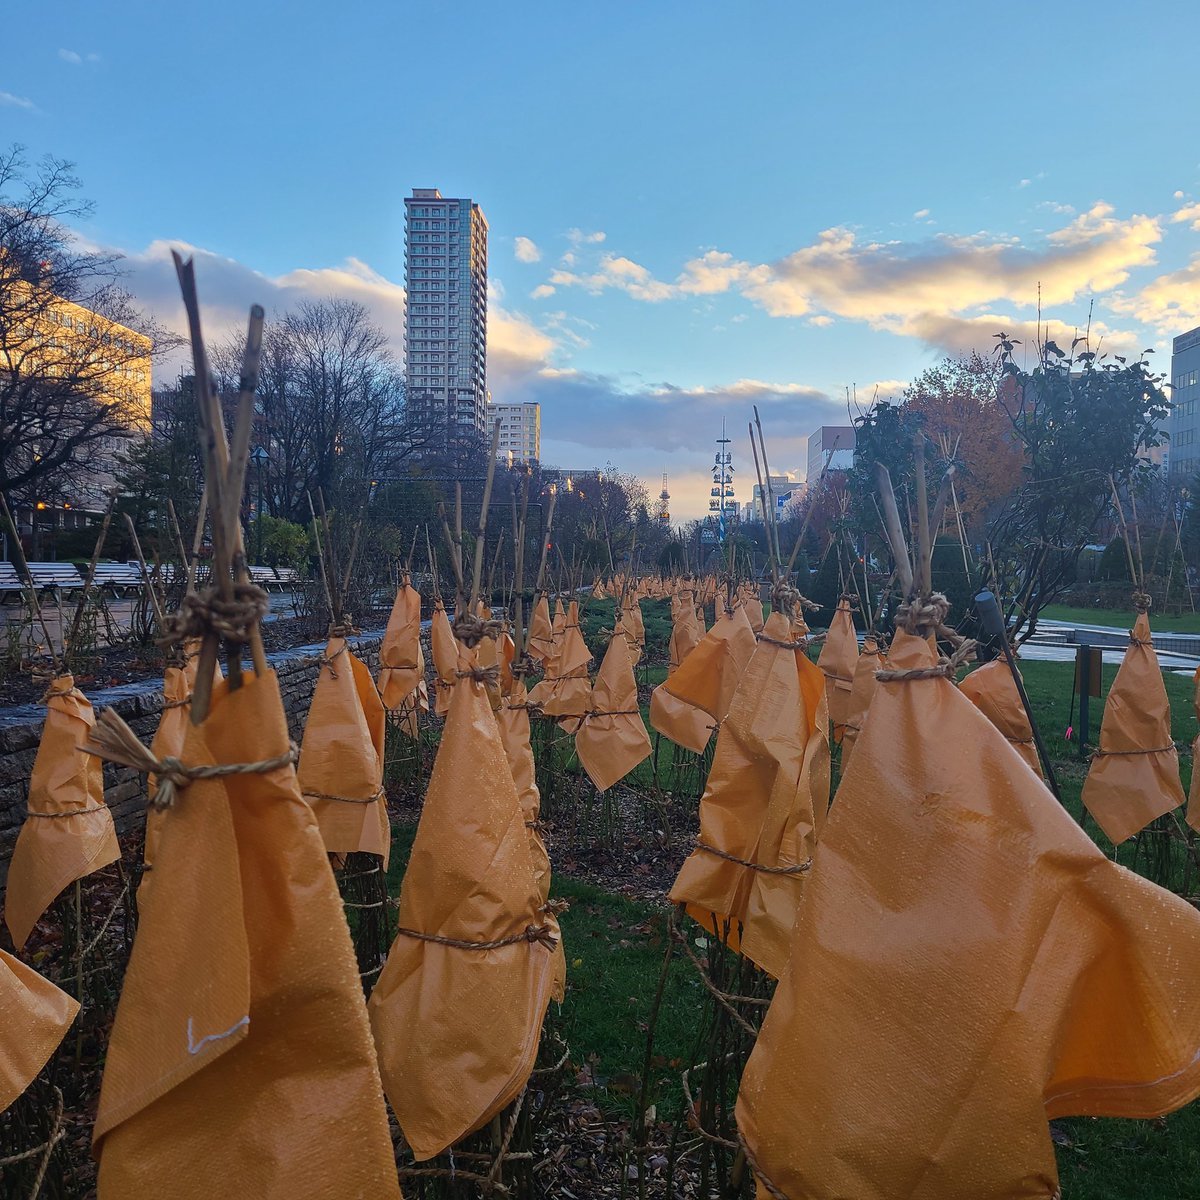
0;90;37;111
566;228;606;246
913;208;930;219
531;284;556;299
550;254;675;302
514;236;541;263
1172;202;1200;232
1018;178;1032;188
58;49;81;64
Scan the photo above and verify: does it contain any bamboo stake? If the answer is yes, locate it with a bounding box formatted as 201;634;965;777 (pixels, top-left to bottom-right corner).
752;405;783;569
123;514;165;630
186;485;208;593
306;491;336;618
1109;476;1141;590
468;421;502;611
0;492;61;672
913;433;932;596
66;494;115;655
521;486;557;657
873;463;915;597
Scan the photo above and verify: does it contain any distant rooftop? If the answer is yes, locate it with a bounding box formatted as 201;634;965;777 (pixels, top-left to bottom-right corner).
1173;326;1200;355
410;188;443;199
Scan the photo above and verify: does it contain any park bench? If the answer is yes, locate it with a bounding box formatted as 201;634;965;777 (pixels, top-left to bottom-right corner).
0;560;26;605
247;564;280;592
26;562;84;600
271;566;304;591
91;562;146;598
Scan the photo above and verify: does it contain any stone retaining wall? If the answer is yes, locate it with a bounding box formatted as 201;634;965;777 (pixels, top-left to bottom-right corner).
0;631;384;886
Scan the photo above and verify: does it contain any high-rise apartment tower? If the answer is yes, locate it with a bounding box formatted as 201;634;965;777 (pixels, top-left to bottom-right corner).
404;188;489;441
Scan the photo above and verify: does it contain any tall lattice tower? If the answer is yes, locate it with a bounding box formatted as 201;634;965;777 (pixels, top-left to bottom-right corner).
708;419;736;541
657;473;671;524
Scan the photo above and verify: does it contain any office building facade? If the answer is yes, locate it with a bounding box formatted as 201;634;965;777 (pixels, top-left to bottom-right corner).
805;425;856;483
488;401;541;463
1169;326;1200;481
404;188;489;441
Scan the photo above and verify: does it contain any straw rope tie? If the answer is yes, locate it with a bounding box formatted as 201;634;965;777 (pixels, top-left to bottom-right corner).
896;593;950;637
303;785;385;806
319;641;350;678
456;664;500;685
394;922;559;952
82;707;298;811
452;610;504;647
694;839;812;876
737;1134;792;1200
26;803;108;819
1132;590;1153;614
160;582;268;648
1093;745;1176;759
40;682;75;703
161;693;193;711
756;631;808;651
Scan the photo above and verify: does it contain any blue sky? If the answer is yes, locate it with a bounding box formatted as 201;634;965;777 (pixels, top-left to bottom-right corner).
4;2;1200;517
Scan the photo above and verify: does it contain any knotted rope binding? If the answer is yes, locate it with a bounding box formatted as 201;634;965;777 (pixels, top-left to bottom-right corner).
452;609;504;647
159;582;269;648
393;922;559;952
693;839;812;876
83;707;299;811
456;664;501;685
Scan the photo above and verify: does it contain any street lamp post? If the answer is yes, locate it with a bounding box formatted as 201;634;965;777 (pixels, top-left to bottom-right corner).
249;445;269;563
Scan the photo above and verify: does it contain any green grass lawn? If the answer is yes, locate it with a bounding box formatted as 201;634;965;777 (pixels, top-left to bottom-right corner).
1040;603;1200;634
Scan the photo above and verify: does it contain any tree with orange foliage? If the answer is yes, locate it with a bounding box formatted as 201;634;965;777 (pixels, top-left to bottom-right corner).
902;353;1024;535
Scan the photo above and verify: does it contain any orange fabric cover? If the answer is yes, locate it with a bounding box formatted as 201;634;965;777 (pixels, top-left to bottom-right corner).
0;948;78;1114
529;602;592;728
738;629;1200;1200
297;638;390;868
619;597;646;665
576;631;652;792
817;597;859;741
740;587;765;633
648;589;714;754
839;635;883;774
431;601;458;716
369;658;556;1161
669;611;826;978
959;658;1043;777
657;603;755;731
93;670;398;1198
526;596;555;665
4;676;120;950
379;578;425;710
1083;612;1184;844
143;663;191;877
496;677;566;1002
1188;665;1200;829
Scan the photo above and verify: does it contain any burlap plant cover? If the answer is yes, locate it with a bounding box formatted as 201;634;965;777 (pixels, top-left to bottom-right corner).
297;637;390;868
1083;611;1185;844
92;670;399;1197
959;657;1043;777
649;603;756;754
368;649;556;1161
839;634;884;774
576;630;652;793
669;610;826;978
4;675;120;951
817;596;859;742
378;576;426;713
738;629;1200;1200
0;948;78;1113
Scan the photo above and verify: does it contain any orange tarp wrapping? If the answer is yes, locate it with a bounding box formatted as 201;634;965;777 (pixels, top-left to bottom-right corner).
738;629;1200;1200
839;635;883;773
960;657;1043;777
576;631;652;792
431;601;458;716
669;611;826;978
649;589;713;753
93;670;399;1197
816;596;859;741
379;578;426;710
529;602;592;729
622;597;646;664
1083;612;1184;844
740;587;765;634
4;676;120;951
0;948;78;1113
654;603;756;745
496;676;566;1002
297;637;390;868
369;656;556;1161
526;596;555;664
143;664;191;879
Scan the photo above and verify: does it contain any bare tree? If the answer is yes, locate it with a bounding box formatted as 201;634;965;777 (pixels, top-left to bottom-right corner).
0;145;172;514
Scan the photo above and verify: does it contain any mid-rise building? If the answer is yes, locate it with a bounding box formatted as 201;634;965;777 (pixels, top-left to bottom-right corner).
805;425;856;483
746;473;798;523
488;400;540;464
1169;326;1200;481
404;188;489;443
